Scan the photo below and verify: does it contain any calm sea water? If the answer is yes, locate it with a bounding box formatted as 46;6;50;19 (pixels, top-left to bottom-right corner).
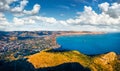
56;33;120;55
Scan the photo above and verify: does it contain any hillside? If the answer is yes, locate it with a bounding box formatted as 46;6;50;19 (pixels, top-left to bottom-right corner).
26;49;120;71
26;49;91;68
0;31;120;71
0;49;120;71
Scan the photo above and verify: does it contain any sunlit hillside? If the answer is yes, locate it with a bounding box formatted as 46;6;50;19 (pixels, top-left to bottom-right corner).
26;49;91;68
26;49;120;71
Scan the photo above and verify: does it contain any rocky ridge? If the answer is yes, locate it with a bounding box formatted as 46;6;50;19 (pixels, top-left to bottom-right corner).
26;49;119;71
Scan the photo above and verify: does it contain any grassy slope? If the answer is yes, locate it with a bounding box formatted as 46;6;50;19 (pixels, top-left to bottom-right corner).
26;49;91;68
26;49;120;71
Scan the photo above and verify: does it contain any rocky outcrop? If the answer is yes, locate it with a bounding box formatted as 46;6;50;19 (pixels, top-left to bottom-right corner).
91;52;117;71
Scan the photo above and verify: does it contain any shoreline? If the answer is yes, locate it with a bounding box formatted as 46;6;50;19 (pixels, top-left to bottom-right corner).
52;31;106;49
51;31;120;56
54;31;106;38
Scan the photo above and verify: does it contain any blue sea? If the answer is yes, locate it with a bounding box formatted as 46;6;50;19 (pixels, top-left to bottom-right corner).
56;33;120;55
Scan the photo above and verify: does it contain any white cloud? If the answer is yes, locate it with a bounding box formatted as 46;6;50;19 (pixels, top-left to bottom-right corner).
23;4;40;15
99;2;120;18
0;0;15;11
0;12;10;27
0;1;120;32
13;17;36;26
13;17;25;25
11;0;41;16
62;2;120;31
0;0;40;16
98;2;109;12
0;12;6;21
11;0;28;13
66;3;120;27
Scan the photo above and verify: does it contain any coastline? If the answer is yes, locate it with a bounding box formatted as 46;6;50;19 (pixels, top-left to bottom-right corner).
49;31;106;52
55;31;106;37
51;31;120;56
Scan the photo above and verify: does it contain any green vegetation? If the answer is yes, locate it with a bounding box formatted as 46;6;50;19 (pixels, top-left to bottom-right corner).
26;49;91;68
26;49;120;71
0;49;120;71
0;31;120;71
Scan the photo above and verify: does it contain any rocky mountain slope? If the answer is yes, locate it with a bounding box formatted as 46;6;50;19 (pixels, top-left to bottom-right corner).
0;49;120;71
26;49;120;71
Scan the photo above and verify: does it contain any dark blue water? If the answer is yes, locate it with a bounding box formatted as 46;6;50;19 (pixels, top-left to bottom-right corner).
56;33;120;55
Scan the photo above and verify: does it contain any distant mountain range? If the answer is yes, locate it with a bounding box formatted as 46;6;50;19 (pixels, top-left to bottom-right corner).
0;31;53;37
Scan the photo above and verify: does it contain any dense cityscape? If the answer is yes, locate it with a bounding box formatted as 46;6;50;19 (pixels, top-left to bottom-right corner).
0;31;59;60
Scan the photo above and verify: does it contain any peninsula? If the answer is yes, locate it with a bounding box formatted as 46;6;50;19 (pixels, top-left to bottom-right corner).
0;31;119;71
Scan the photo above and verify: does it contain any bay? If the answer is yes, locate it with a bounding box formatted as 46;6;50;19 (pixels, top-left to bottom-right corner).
56;33;120;55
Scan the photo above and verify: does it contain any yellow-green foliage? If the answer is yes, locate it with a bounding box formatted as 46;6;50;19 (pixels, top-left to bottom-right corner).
26;49;118;71
26;49;91;68
89;52;117;71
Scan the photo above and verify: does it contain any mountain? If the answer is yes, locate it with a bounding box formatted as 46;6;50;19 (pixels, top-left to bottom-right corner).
26;49;120;71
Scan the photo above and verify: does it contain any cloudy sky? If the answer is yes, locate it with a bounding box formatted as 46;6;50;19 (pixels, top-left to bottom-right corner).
0;0;120;32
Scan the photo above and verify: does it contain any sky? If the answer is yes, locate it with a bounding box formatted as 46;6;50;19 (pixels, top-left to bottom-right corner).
0;0;120;32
